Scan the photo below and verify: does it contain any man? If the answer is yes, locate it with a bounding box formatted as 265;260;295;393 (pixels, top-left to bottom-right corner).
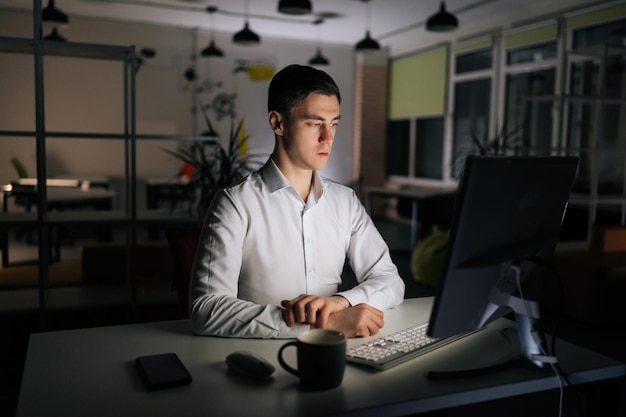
190;64;404;339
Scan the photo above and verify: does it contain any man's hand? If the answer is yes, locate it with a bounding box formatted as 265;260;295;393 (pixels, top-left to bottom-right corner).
281;294;384;337
323;304;384;337
281;294;349;328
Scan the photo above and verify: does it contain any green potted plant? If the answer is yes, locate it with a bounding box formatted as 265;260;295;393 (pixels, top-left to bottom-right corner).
451;120;524;179
163;109;263;220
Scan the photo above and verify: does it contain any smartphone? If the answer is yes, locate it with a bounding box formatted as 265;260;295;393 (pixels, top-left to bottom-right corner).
135;352;193;390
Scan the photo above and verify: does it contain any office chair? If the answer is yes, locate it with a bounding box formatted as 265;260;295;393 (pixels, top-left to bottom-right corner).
166;226;201;319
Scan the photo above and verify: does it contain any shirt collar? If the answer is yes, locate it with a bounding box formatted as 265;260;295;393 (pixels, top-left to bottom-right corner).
260;158;290;192
310;169;324;201
260;158;325;202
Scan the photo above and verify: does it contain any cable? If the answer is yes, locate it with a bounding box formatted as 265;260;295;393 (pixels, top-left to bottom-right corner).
514;263;564;417
528;255;563;357
527;255;576;388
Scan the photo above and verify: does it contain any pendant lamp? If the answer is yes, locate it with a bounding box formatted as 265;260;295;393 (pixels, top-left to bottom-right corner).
201;6;224;57
278;0;312;15
233;0;261;45
42;0;69;25
43;27;66;41
355;31;380;51
233;22;260;45
308;49;330;66
426;1;458;32
355;0;380;52
201;40;224;57
308;18;330;66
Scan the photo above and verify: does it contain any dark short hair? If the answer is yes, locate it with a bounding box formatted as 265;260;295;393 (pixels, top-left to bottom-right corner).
267;64;341;114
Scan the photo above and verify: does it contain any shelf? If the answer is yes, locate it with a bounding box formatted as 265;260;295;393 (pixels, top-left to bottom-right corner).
0;129;217;142
0;37;32;54
0;0;179;329
0;36;134;61
0;210;197;226
0;130;129;140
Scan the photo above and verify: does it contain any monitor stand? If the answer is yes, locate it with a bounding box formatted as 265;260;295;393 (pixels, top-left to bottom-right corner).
426;325;521;379
426;295;551;380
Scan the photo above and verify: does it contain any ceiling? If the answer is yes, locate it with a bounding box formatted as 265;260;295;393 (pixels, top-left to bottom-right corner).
2;0;610;56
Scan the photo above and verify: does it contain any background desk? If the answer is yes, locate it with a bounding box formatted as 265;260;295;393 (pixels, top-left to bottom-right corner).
16;298;624;417
145;177;193;210
1;187;116;266
366;186;456;247
3;186;115;212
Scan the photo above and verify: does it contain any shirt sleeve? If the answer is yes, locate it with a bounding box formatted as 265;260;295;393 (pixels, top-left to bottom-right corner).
189;190;308;339
336;190;406;310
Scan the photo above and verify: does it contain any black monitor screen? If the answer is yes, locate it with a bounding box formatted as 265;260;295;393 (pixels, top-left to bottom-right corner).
428;156;579;340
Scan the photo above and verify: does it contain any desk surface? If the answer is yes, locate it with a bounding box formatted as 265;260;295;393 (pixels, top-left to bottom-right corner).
16;297;625;417
45;187;116;203
366;185;457;200
2;186;115;204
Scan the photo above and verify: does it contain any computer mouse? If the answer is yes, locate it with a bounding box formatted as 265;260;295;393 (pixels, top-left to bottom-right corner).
225;350;275;379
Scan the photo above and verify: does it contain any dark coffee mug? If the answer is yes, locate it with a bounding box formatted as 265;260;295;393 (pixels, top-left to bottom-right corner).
277;329;346;390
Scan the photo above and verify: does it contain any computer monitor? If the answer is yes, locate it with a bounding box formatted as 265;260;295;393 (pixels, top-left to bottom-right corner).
427;155;579;370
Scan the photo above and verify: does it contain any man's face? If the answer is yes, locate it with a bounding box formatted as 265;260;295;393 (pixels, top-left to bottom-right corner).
277;92;340;172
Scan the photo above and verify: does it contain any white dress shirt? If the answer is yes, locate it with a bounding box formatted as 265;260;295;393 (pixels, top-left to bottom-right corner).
190;159;405;338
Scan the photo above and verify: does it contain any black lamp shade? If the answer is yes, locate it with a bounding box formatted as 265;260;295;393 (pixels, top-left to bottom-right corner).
42;0;69;25
201;39;224;57
184;67;197;82
426;2;458;32
278;0;312;15
43;27;66;41
355;31;380;51
308;49;330;66
140;48;156;59
233;22;261;45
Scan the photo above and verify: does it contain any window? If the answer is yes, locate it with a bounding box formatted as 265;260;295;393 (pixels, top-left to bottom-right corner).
386;120;410;177
386;117;444;179
572;17;626;49
387;47;447;181
563;7;626;234
566;33;626;196
451;78;491;178
456;49;492;74
450;38;494;179
414;118;444;179
501;22;559;157
507;42;557;65
504;68;556;153
385;4;626;199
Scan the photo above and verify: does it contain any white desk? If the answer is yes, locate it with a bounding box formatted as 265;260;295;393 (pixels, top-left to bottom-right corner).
1;187;117;266
2;186;116;212
16;298;625;417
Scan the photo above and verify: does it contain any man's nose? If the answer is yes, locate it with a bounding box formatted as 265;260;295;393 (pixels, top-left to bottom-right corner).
319;126;333;143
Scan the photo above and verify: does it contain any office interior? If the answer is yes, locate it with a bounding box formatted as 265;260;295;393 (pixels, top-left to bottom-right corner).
0;0;625;415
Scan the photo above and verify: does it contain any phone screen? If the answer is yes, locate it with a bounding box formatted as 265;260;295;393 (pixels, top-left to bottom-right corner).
135;352;192;389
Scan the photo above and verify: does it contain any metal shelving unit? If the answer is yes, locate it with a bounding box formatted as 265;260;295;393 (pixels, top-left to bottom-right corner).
0;2;224;327
0;1;140;327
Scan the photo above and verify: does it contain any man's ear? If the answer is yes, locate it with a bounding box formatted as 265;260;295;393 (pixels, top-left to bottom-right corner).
269;110;283;135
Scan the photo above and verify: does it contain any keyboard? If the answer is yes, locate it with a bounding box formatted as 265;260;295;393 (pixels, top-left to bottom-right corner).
346;322;471;370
